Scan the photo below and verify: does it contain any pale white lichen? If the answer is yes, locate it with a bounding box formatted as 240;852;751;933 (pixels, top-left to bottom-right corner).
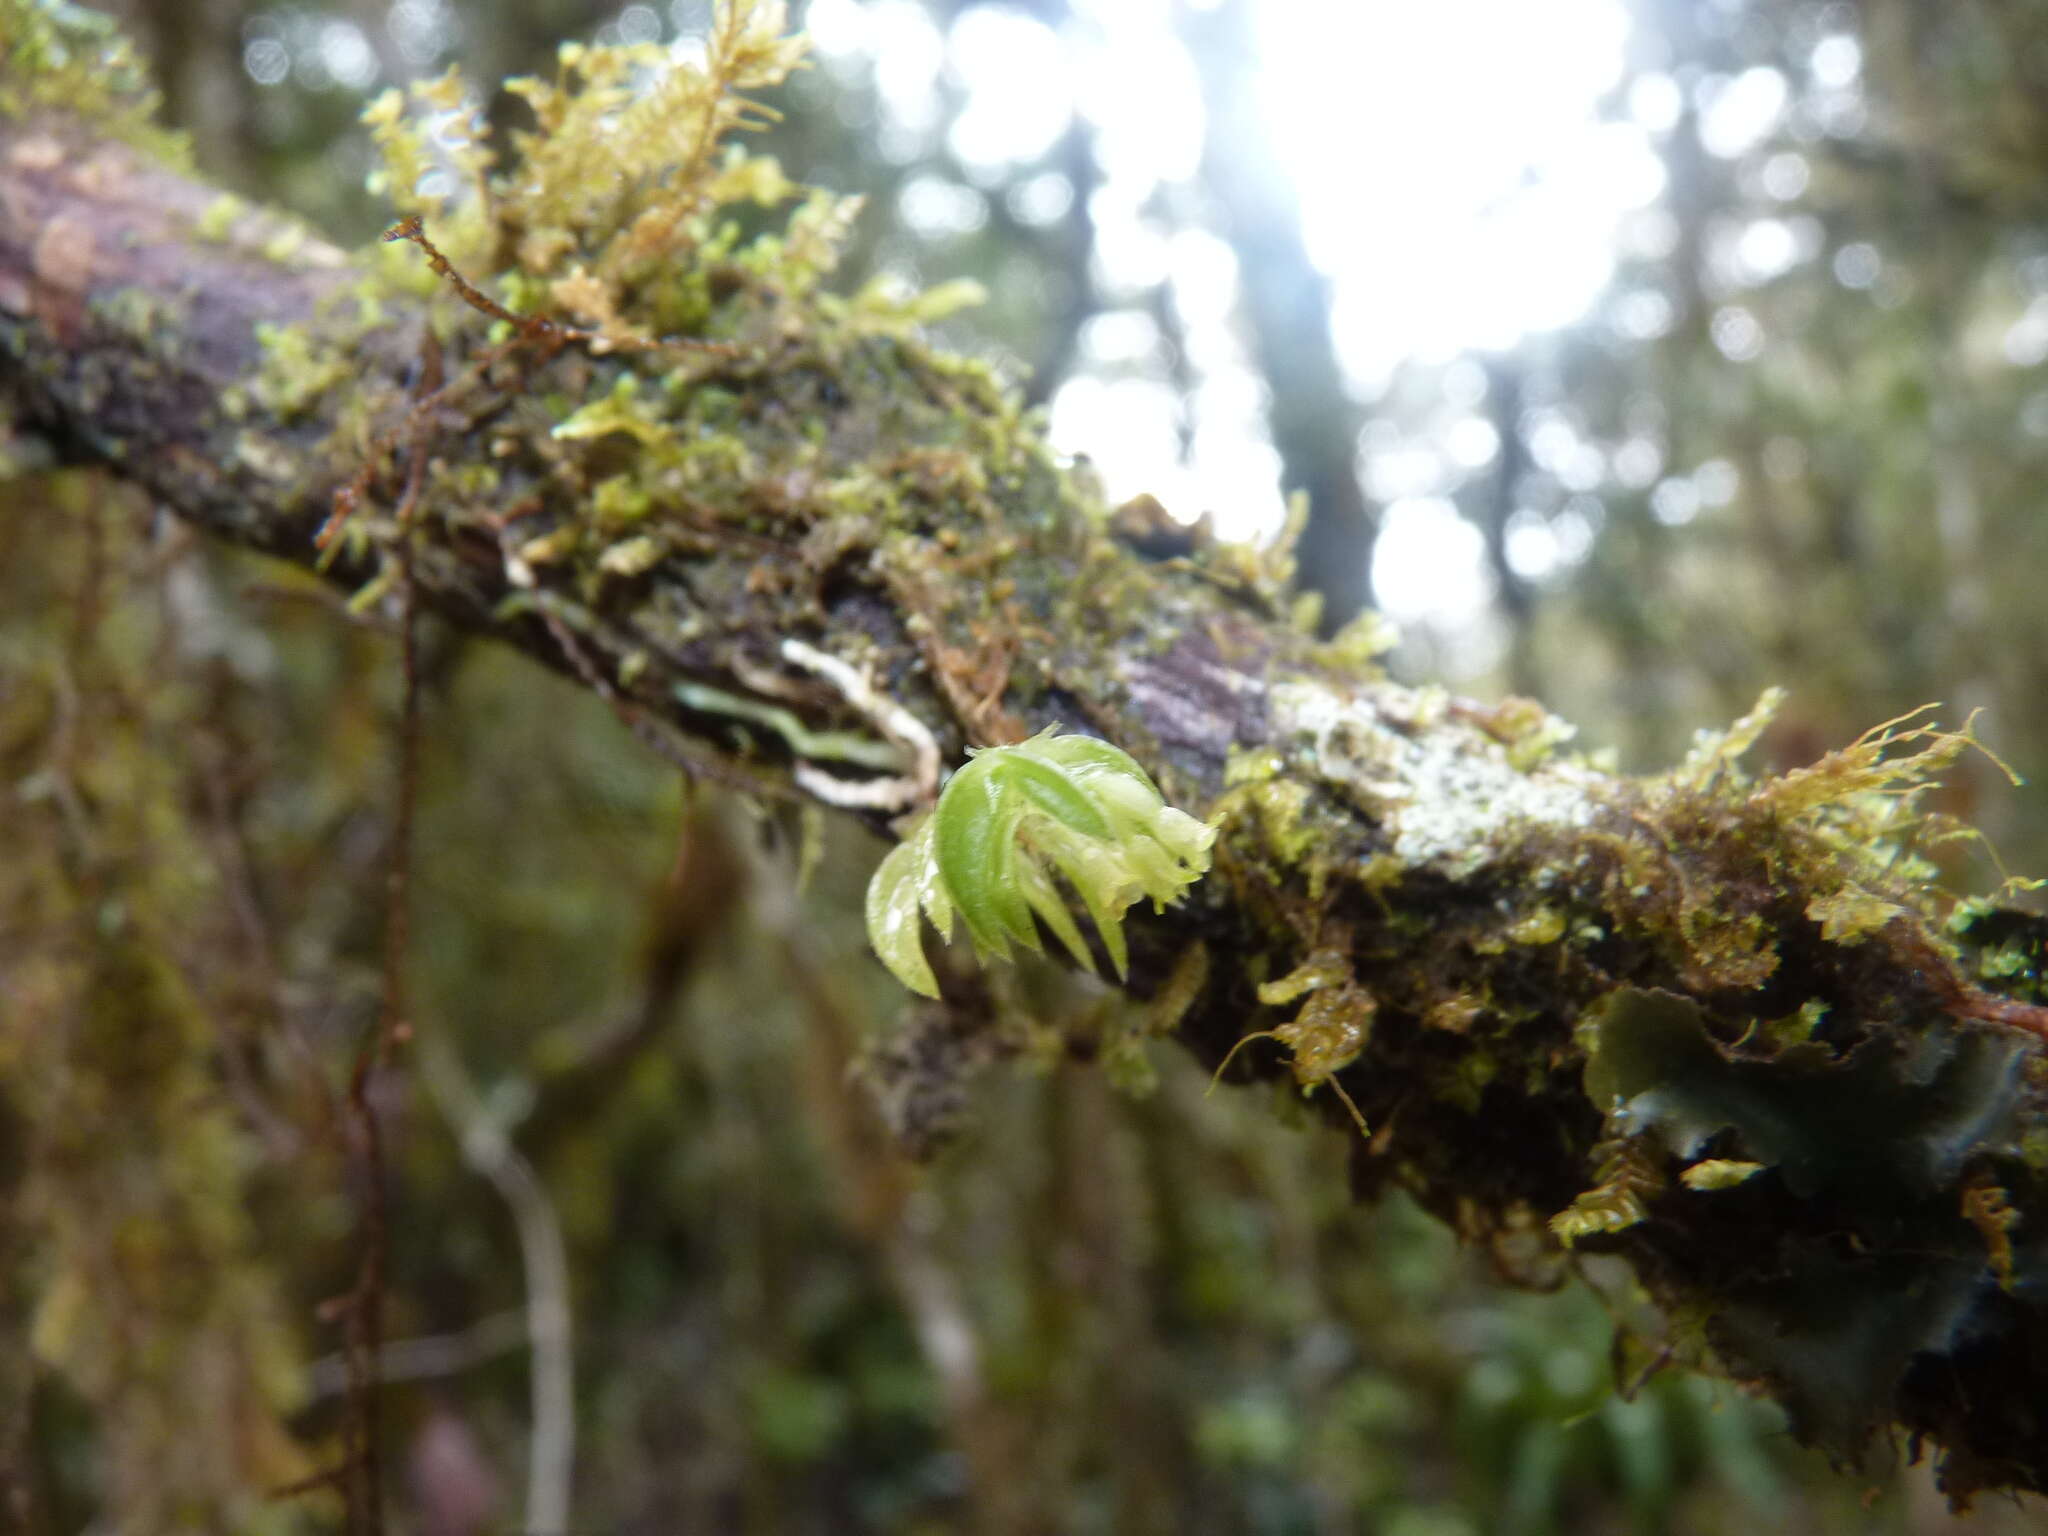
1270;678;1603;880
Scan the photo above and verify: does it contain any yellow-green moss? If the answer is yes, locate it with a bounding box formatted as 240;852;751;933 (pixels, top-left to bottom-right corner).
195;193;244;242
1680;1158;1764;1191
251;321;353;421
0;0;191;166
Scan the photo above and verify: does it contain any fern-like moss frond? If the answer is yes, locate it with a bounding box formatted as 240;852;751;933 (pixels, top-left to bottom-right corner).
865;728;1216;998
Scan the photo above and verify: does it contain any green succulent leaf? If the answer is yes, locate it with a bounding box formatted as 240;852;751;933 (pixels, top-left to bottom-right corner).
865;829;939;998
934;767;1031;957
865;726;1217;997
992;752;1115;840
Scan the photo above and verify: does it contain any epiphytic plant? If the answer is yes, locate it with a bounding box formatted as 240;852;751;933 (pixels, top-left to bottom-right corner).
865;727;1216;997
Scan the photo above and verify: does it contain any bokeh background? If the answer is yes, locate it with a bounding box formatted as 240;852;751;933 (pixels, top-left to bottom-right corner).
7;0;2048;1530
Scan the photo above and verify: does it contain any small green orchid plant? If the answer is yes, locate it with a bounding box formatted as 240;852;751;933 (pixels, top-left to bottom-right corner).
865;727;1217;997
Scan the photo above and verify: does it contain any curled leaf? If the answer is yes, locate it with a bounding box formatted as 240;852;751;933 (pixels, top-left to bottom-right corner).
865;727;1216;997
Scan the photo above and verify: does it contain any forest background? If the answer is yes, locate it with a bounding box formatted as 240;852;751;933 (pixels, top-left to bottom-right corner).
6;0;2048;1532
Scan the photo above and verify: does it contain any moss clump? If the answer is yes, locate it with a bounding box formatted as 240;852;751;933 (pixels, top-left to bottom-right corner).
0;0;190;165
1572;690;2021;1002
1216;745;1328;886
1206;950;1376;1139
296;0;1113;734
251;321;354;421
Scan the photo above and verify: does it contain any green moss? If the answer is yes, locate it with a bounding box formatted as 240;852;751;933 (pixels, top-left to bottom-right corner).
1680;1158;1765;1190
597;534;663;577
1434;1050;1497;1113
551;375;674;449
249;321;352;421
195;193;243;243
1753;998;1828;1051
1224;746;1286;786
1223;776;1319;874
91;285;189;361
1314;609;1399;672
258;224;307;265
1473;695;1579;772
1504;905;1567;946
1979;943;2034;980
1804;884;1909;943
1550;1138;1661;1246
231;430;298;484
0;0;191;166
1475;895;1579;957
1;485;316;1520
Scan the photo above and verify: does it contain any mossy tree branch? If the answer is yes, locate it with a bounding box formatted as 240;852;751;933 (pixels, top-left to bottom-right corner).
6;90;2048;1509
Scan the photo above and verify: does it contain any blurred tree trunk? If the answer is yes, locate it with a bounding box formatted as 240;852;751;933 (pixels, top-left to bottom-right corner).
1177;0;1376;633
1471;356;1538;696
108;0;254;184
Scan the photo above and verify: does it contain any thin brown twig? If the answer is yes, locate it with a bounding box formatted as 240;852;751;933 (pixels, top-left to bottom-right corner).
336;333;440;1536
1950;982;2048;1042
382;212;740;359
383;214;531;333
315;326;535;555
319;210;736;554
316;225;575;558
1897;922;2048;1045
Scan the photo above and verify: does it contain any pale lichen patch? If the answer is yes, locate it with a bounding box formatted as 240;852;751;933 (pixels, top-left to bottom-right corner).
233;431;298;483
31;211;94;290
1269;677;1602;879
7;133;63;171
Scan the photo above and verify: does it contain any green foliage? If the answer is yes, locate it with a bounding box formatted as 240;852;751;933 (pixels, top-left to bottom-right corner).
358;0;834;352
0;0;188;164
1587;689;2023;996
865;727;1216;997
318;0;1051;661
503;9;804;279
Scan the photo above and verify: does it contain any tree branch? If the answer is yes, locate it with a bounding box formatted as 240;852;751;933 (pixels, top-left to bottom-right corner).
5;107;2048;1507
